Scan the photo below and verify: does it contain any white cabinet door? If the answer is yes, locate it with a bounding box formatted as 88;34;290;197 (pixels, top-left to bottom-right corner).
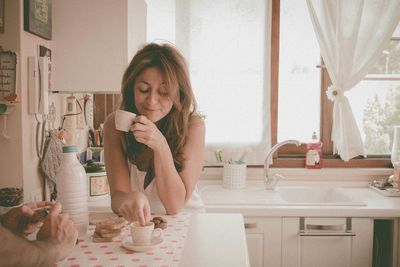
246;233;264;267
244;217;281;267
282;217;373;267
52;0;146;92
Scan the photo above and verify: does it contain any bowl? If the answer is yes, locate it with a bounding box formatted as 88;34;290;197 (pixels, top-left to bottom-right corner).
0;187;23;207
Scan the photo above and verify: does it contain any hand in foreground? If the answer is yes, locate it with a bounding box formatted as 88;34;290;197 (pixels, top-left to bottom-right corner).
118;191;151;226
130;115;166;150
0;201;54;235
36;202;78;261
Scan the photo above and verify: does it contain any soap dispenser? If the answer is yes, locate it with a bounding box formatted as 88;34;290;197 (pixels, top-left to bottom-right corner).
305;132;322;169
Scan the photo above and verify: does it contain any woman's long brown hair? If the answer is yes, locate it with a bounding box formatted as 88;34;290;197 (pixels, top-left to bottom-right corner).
120;43;199;188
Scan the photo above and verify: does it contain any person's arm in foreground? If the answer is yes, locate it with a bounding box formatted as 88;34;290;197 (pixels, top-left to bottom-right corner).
0;202;78;267
104;113;151;225
1;201;53;235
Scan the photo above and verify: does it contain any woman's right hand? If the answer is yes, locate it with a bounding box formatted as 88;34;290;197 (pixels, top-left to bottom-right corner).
118;192;151;226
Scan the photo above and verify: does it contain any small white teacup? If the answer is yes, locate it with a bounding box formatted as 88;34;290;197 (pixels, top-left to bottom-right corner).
115;110;136;132
130;221;163;246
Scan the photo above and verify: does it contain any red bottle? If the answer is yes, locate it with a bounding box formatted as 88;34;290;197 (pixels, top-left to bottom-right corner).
305;132;322;169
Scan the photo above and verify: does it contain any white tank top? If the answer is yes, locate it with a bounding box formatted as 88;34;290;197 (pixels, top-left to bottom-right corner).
129;164;205;214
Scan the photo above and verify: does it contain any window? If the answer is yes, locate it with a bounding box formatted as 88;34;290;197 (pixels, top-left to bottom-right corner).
146;0;397;167
273;0;399;168
147;0;271;165
347;36;400;155
277;0;320;142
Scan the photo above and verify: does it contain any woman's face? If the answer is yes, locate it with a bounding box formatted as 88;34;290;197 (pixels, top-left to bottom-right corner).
134;67;174;122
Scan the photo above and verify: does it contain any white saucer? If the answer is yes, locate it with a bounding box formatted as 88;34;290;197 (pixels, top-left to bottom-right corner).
122;237;164;252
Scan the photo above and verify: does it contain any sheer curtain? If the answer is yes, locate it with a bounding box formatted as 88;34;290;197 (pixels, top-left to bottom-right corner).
306;0;400;161
146;0;272;165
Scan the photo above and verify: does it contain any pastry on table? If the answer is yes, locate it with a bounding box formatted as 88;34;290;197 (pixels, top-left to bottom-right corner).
95;217;128;230
92;217;128;242
151;216;167;229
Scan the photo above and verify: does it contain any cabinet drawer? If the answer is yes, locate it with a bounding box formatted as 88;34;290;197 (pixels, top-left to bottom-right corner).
282;217;373;267
299;217;355;236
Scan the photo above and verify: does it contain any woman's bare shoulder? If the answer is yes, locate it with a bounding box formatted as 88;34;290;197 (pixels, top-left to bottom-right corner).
103;111;122;140
103;111;116;131
189;114;205;129
103;111;126;149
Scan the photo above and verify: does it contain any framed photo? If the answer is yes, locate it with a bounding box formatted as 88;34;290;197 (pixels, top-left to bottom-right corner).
0;0;4;33
24;0;52;40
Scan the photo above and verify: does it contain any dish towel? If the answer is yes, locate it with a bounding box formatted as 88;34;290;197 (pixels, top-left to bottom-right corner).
40;130;64;201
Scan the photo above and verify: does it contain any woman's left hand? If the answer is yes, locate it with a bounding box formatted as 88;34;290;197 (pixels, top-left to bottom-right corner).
130;115;166;150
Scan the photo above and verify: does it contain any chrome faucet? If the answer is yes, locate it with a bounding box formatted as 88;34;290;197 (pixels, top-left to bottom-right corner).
264;140;301;190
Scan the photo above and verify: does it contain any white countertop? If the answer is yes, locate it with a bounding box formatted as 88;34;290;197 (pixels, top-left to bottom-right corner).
179;213;249;267
199;181;400;217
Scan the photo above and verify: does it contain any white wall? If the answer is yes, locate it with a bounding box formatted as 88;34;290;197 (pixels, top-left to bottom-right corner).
19;0;54;201
0;0;24;191
0;0;55;201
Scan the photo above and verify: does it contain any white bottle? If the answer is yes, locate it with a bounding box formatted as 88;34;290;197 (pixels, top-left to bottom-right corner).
56;145;89;236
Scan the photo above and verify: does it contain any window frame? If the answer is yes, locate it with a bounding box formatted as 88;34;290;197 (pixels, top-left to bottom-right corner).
270;0;392;168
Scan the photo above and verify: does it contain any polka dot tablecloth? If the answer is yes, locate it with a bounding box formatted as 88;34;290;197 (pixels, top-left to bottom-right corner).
54;212;192;267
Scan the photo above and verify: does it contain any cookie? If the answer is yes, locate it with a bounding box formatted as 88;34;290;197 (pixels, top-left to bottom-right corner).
92;232;120;243
95;228;122;238
95;217;128;230
95;227;122;235
151;216;167;229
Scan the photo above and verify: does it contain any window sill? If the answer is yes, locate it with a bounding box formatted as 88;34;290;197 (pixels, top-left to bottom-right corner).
201;165;392;182
271;157;392;168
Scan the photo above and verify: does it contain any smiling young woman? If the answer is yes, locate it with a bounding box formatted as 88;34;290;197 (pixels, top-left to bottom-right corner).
103;43;205;225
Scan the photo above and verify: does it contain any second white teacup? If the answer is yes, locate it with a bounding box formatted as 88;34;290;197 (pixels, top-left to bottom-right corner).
115;109;136;132
130;221;163;246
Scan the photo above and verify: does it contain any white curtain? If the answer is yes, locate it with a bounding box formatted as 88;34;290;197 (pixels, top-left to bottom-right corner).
306;0;400;161
147;0;272;165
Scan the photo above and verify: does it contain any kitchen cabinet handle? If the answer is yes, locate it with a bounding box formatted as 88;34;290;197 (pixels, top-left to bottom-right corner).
299;232;356;237
306;224;345;231
244;222;257;229
299;217;356;237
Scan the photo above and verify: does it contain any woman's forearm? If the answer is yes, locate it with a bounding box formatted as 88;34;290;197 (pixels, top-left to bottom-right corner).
153;140;187;214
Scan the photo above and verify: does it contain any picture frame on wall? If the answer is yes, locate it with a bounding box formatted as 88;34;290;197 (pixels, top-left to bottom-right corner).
0;0;5;33
24;0;52;40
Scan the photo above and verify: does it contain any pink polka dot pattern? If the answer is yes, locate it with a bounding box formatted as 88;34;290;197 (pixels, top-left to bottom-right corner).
55;212;192;267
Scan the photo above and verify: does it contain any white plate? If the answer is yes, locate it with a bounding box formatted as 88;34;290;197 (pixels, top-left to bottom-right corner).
122;237;164;252
369;185;400;197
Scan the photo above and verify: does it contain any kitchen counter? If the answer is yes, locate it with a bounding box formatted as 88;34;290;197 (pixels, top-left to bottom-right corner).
180;213;249;267
75;207;249;267
200;181;400;217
